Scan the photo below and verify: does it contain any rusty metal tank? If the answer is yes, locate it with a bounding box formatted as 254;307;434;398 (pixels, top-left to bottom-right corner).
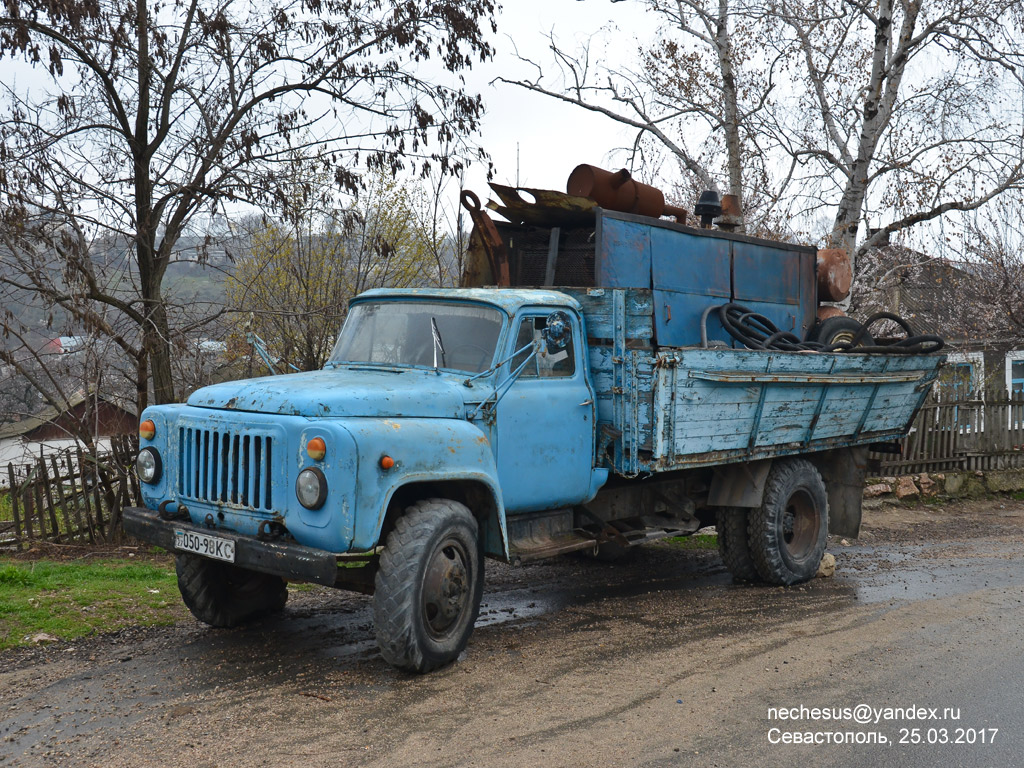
816;248;853;302
566;165;687;222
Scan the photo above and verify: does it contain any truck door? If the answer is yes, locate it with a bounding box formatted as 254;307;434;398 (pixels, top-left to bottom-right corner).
493;311;596;512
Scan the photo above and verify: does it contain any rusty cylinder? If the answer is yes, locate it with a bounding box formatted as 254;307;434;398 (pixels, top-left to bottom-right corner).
816;305;847;322
816;248;853;302
567;165;687;222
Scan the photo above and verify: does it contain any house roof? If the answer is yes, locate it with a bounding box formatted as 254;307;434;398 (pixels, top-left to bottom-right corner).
0;389;133;440
849;245;1007;345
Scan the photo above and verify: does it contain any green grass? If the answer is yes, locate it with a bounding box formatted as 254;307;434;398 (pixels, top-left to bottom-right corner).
0;558;185;651
0;491;12;523
661;533;718;551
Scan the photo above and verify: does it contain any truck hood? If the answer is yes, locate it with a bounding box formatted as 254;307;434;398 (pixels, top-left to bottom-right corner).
186;367;470;418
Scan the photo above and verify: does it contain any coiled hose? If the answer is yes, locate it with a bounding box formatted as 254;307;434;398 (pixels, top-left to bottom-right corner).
705;303;944;354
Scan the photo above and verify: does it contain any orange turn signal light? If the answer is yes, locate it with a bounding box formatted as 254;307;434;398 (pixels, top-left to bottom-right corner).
306;437;327;461
139;419;156;440
379;455;395;470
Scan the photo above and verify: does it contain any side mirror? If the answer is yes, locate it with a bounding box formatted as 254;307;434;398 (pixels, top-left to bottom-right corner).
542;311;572;351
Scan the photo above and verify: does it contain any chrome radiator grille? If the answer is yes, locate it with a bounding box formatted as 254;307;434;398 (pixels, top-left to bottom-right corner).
178;427;274;511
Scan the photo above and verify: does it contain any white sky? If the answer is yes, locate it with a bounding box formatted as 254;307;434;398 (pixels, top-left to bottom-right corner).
458;0;661;201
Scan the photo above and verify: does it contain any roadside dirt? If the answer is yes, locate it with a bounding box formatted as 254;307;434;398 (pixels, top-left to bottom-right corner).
3;497;1024;767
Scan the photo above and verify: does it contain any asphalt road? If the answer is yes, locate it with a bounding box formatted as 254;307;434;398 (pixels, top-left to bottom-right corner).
1;498;1023;767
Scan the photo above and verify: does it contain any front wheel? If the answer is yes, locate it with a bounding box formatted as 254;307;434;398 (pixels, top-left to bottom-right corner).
175;554;288;627
374;498;483;673
747;459;828;585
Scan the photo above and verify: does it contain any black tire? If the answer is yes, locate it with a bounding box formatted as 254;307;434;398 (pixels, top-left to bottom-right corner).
747;459;828;585
374;498;483;673
808;316;873;348
715;507;759;582
175;554;288;627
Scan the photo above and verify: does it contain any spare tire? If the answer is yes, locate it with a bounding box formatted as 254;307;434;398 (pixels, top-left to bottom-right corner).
808;316;873;348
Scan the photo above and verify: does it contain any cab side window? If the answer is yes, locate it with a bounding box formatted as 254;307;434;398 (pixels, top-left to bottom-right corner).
511;316;575;378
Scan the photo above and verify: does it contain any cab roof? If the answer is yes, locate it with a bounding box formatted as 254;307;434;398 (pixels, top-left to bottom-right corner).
353;287;583;317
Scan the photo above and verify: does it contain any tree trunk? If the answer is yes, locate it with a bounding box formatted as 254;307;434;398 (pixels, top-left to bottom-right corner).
830;0;916;273
716;0;745;231
132;0;175;405
145;300;176;404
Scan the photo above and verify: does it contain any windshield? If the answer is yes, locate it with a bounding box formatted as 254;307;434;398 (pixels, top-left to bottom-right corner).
328;301;504;374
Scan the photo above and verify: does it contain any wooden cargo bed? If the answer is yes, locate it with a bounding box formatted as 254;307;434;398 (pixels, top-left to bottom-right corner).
563;287;944;476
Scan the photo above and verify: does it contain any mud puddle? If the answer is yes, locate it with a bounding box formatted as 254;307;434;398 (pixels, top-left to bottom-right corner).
837;539;1024;603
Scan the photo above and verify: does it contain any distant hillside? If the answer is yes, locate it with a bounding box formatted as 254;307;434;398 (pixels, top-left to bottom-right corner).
164;260;228;310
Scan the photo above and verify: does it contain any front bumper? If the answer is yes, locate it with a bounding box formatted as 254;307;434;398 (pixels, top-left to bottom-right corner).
123;507;340;586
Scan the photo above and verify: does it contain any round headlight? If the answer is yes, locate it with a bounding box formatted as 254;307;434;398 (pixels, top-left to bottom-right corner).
296;467;327;510
136;448;162;484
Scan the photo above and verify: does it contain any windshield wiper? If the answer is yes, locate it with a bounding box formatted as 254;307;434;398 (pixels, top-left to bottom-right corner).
430;317;446;370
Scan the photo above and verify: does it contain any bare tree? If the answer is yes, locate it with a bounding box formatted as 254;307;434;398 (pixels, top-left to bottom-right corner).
849;240;1007;346
498;0;795;233
955;193;1024;337
0;0;496;406
770;0;1024;264
500;0;1024;263
226;166;445;372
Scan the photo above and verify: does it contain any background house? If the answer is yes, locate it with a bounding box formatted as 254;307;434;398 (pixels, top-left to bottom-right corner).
0;389;136;484
849;241;1022;398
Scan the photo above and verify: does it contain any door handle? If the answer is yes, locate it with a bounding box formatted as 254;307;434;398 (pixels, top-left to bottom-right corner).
579;399;593;406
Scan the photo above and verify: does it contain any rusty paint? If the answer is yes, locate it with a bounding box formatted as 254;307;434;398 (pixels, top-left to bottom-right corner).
566;164;687;221
817;305;846;321
816;248;853;302
718;194;742;232
687;370;925;385
460;189;510;286
486;183;597;228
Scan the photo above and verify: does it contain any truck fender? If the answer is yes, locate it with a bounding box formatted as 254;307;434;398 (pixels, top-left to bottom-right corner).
379;475;507;561
808;447;867;539
709;459;773;508
340;418;509;560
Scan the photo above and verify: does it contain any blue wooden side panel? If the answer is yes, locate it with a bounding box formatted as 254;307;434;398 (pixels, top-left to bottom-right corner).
568;286;942;475
649;349;942;469
650;227;732;347
732;241;816;339
595;217;652;288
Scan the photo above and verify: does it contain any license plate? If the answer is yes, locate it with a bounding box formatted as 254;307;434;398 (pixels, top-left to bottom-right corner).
174;529;236;563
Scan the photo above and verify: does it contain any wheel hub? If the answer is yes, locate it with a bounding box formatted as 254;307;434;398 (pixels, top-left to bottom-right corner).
781;490;819;560
422;540;469;636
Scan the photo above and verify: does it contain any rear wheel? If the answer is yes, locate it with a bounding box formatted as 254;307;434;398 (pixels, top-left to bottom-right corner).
175;555;288;627
374;498;483;673
747;459;828;585
715;507;758;582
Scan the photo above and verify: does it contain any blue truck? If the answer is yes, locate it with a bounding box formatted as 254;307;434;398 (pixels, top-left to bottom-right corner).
123;201;943;673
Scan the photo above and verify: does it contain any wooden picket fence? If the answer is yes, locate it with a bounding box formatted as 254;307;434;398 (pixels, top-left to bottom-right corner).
2;434;141;548
872;390;1024;475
